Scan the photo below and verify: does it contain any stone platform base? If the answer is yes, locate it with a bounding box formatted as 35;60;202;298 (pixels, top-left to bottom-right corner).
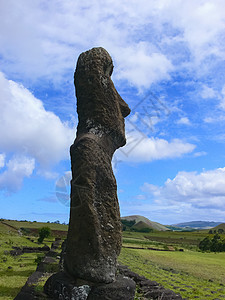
44;271;136;300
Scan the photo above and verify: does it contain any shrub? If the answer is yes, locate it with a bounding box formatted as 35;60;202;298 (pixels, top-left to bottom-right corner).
35;254;45;265
38;227;51;243
199;234;225;252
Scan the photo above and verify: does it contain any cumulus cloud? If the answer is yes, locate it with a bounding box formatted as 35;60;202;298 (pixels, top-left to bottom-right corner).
219;85;225;110
0;154;5;168
204;115;225;124
0;71;74;192
115;129;195;163
114;43;173;88
120;199;225;224
193;151;207;157
0;155;35;192
201;85;216;99
121;167;225;223
0;71;74;166
177;117;191;125
143;167;225;210
1;1;224;88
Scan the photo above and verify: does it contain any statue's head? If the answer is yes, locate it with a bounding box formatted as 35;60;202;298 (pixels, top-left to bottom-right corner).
74;47;130;150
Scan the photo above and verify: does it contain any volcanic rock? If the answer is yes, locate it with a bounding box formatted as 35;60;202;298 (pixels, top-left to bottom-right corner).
64;47;130;283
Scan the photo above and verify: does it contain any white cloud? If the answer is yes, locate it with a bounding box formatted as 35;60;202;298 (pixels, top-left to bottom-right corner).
219;84;225;110
143;167;225;210
0;71;74;192
1;1;224;88
193;151;207;157
177;117;191;125
0;153;5;168
162;1;225;63
121;167;225;223
0;71;74;167
201;85;216;99
37;170;59;180
120;200;225;224
204;115;225;123
115;130;195;163
115;43;173;88
0;155;35;192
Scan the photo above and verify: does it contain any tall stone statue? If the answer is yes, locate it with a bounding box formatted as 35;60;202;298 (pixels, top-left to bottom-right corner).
44;47;135;300
64;47;130;283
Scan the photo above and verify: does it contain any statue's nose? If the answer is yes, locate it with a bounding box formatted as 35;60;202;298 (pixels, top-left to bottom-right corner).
119;96;131;118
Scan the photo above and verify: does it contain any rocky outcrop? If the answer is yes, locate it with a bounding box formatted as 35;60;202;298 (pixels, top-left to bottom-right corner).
64;47;130;284
118;264;183;300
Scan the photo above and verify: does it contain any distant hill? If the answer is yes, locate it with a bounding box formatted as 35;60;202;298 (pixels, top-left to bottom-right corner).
212;223;225;231
121;215;169;231
172;221;222;229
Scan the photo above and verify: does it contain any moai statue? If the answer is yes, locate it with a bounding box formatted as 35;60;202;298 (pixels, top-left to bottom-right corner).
65;47;130;283
44;48;135;300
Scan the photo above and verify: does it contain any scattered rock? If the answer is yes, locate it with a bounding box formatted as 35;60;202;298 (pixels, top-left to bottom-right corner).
46;249;58;257
51;240;61;250
10;245;50;256
36;256;59;273
88;274;136;300
118;264;182;299
14;271;50;300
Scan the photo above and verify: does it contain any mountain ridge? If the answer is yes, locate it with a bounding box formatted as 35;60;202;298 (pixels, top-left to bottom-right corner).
172;221;222;229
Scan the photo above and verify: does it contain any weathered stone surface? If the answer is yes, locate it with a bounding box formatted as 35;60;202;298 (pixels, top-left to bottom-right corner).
64;47;130;283
36;255;59;273
44;271;92;300
88;275;136;300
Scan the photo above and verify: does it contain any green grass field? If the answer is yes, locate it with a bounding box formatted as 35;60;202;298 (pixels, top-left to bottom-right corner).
1;219;225;299
0;221;56;299
120;230;225;299
119;248;225;299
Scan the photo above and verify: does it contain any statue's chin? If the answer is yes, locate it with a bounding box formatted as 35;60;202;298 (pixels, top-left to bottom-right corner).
113;133;126;150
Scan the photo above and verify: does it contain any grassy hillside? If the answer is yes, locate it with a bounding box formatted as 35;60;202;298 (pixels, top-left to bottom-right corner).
0;221;55;300
121;215;169;231
120;230;225;299
212;223;225;231
119;248;225;299
1;219;68;231
1;219;225;299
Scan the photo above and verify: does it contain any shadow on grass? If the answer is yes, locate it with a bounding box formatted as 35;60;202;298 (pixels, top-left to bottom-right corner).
0;269;34;277
0;285;21;298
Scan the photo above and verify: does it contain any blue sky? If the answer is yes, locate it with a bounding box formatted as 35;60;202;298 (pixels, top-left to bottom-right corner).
0;0;225;224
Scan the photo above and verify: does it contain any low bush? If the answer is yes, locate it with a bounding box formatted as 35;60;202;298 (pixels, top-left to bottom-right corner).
199;233;225;252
